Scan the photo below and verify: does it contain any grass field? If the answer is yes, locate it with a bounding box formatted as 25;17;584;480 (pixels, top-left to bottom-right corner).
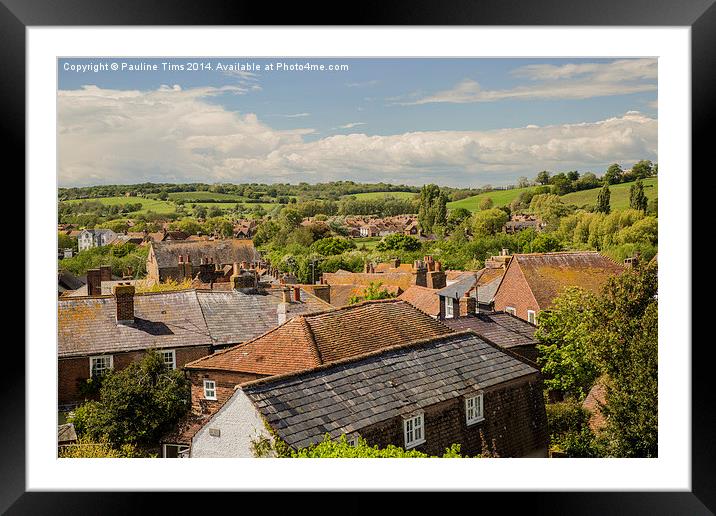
65;196;176;214
188;201;282;211
447;186;534;212
168;191;248;202
561;178;658;210
353;237;382;249
343;191;418;201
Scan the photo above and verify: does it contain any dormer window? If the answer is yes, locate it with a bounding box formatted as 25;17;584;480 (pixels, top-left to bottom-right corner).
465;393;484;425
445;297;454;319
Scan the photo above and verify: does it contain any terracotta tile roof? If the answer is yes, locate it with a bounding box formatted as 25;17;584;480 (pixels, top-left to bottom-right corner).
328;283;400;307
583;379;608;433
242;331;540;450
185;299;453;376
511;252;624;309
399;285;440;317
150;239;260;269
322;271;416;292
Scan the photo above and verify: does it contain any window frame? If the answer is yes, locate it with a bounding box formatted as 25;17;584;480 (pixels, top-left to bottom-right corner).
203;379;217;400
161;349;176;370
527;310;536;324
89;354;113;377
403;412;426;449
444;296;454;319
465;393;485;426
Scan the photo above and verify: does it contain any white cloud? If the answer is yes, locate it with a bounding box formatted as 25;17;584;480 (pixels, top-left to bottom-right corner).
395;58;657;105
335;122;366;129
267;112;311;118
346;80;379;88
59;85;657;187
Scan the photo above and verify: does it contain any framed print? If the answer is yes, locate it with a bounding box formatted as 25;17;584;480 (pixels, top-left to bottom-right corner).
5;0;713;513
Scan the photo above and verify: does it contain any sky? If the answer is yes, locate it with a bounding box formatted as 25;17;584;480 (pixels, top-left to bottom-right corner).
57;57;657;188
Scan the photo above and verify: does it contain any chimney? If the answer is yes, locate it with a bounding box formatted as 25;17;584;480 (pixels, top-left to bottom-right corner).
426;270;447;290
281;287;292;304
459;293;477;316
113;283;135;325
293;286;301;302
390;258;400;269
277;302;288;325
501;248;509;256
413;260;427;287
184;255;193;279
86;268;101;296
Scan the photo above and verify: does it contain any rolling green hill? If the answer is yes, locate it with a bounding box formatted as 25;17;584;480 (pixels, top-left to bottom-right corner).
561;178;658;210
447;186;533;212
64;196;176;214
343;191;418;200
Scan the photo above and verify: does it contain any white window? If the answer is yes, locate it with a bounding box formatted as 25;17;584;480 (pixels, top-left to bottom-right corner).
527;310;536;324
89;355;113;377
163;444;190;458
505;306;516;316
465;394;485;425
403;413;425;449
345;433;360;447
203;379;217;400
161;349;176;370
445;297;454;318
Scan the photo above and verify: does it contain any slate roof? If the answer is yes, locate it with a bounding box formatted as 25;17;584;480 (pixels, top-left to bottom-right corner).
58;270;85;292
58;423;77;443
437;268;505;303
150;239;260;269
58;290;213;358
241;330;539;450
185;299;453;376
398;285;440;317
443;312;536;349
58;287;331;358
508;252;623;309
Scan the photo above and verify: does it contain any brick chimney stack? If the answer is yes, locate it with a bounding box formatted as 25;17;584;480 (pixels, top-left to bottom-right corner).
113;283;136;325
459;292;477;316
281;287;292;304
293;286;301;302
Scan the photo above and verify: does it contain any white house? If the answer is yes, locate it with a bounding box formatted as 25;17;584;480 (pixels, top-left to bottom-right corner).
77;229;117;252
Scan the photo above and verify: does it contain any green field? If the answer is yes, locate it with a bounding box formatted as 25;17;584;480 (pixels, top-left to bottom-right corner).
343;191;418;201
447;186;534;212
353;237;382;249
168;191;248;202
561;178;658;210
188;201;282;211
65;196;176;214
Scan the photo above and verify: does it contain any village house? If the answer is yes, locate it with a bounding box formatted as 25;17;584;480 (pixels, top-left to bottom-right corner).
503;214;546;234
233;219;257;239
493;251;625;323
321;256;447;307
77;228;117;251
146;239;261;283
57;279;331;409
163;299;452;457
189;330;548;458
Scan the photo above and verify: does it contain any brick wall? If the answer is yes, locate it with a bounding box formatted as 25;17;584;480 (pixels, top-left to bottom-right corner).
58;345;212;406
356;374;548;457
187;369;265;415
493;261;540;322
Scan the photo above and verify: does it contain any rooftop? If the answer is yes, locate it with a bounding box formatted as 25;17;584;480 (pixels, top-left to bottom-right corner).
185;299;453;376
443;312;537;350
150;239;261;269
241;330;540;450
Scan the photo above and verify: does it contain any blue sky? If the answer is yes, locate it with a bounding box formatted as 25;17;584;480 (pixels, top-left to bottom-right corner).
58;57;657;187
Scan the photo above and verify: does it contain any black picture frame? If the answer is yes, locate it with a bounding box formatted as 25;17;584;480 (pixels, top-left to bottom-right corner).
4;0;710;513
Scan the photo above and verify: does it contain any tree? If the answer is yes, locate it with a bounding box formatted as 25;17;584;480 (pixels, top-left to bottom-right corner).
479;197;494;211
348;281;396;305
446;207;472;229
517;176;530;188
630;160;654;179
59;436;142;458
280;207;303;229
193;205;207;219
603;164;623;185
376;233;421;252
596;185;611;214
535;287;601;400
310;236;356;256
472;208;509;237
204;217;233;238
536;170;551;185
629;179;648;212
417;184;448;234
70;350;190;447
587;262;658;457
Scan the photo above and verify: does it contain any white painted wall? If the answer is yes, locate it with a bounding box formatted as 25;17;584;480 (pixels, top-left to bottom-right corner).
190;389;272;458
